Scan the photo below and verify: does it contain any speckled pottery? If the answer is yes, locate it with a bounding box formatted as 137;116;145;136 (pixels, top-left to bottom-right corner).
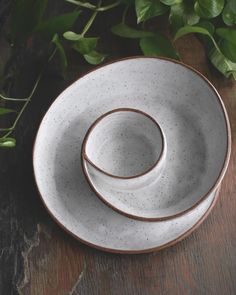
33;57;230;253
82;108;166;191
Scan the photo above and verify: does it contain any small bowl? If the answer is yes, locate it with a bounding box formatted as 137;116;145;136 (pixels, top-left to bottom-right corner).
81;108;166;191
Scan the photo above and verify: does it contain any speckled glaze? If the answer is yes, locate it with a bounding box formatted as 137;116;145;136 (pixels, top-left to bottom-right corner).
82;108;166;191
33;57;230;253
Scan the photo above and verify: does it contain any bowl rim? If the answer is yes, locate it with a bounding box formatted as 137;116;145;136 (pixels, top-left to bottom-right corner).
81;107;166;180
32;56;231;251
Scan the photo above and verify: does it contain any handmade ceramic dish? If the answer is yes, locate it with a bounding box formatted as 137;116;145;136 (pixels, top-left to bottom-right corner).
33;57;230;253
82;108;166;191
78;60;231;221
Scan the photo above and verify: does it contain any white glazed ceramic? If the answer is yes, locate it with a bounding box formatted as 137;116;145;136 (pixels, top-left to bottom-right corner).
76;58;230;221
82;108;166;191
33;57;230;252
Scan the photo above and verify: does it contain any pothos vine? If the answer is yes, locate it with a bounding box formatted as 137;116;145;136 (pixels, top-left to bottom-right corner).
0;0;235;148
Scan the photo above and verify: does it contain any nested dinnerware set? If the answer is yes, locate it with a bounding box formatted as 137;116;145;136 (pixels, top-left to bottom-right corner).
33;57;231;254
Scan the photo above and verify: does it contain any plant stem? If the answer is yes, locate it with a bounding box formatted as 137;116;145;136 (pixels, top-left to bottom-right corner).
122;5;129;24
81;0;102;37
2;47;57;138
0;94;28;102
0;127;13;131
66;0;121;12
3;74;42;138
97;0;120;12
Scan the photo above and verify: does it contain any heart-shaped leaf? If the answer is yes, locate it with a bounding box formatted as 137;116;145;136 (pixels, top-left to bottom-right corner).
111;23;155;38
216;28;236;46
220;40;236;63
169;2;200;34
0;138;16;148
194;0;224;19
84;51;106;65
73;37;99;55
140;34;179;59
175;24;236;79
0;108;15;116
222;0;236;25
216;28;236;62
35;11;81;39
209;47;236;79
174;25;213;41
135;0;168;23
160;0;182;5
63;31;82;41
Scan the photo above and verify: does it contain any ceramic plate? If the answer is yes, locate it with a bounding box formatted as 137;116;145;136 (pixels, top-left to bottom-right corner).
33;57;230;253
78;58;230;220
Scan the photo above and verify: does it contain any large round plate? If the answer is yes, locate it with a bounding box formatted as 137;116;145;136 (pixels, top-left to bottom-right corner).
33;57;229;253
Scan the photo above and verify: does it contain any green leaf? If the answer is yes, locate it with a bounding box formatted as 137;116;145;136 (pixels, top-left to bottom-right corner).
83;51;106;65
193;21;215;52
64;31;99;55
174;25;221;54
194;0;224;19
140;34;179;59
0;138;16;148
222;0;236;26
216;28;236;62
160;0;182;5
209;47;236;79
52;34;68;69
111;23;155;38
63;31;82;41
121;0;135;3
197;20;215;35
174;25;213;41
0;108;15;116
73;37;99;55
220;40;236;63
135;0;169;23
169;2;200;34
35;11;81;40
11;0;48;45
174;24;236;79
216;28;236;46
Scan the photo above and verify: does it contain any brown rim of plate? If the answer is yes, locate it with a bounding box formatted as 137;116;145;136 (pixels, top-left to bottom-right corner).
32;56;231;252
34;172;220;254
81;108;166;180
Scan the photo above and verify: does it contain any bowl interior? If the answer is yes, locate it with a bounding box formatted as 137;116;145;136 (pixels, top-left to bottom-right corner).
85;110;163;177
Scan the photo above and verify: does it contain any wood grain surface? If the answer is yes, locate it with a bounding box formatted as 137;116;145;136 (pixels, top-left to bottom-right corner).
0;6;236;295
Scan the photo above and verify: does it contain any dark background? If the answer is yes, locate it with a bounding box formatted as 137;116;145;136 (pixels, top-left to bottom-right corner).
0;1;235;294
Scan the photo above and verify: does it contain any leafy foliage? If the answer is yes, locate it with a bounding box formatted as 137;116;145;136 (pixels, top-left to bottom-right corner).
140;34;179;59
111;23;155;38
222;0;236;25
194;0;225;19
1;0;236;148
169;2;200;33
0;138;16;148
135;0;168;23
0;108;15;116
35;11;81;40
11;0;48;45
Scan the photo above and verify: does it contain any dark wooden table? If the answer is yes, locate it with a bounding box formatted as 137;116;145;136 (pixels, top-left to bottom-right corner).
0;7;236;295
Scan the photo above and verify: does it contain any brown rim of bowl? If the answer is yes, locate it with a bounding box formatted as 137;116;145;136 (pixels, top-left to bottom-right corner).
81;108;166;180
32;56;231;252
